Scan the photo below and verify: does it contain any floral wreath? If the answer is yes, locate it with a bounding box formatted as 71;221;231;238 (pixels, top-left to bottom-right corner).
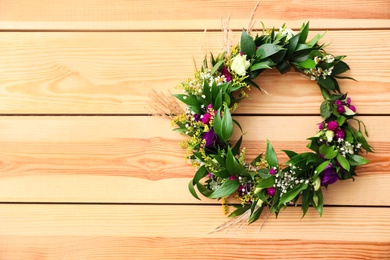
165;22;372;225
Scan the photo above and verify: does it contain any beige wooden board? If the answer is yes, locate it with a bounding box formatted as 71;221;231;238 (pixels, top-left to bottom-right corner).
0;204;389;241
0;31;389;114
1;236;389;260
0;116;387;205
0;0;389;30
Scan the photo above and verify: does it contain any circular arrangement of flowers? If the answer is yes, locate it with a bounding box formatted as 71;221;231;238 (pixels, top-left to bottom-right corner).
170;22;372;223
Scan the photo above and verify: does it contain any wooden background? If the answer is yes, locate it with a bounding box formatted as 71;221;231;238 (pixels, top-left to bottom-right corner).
0;1;389;259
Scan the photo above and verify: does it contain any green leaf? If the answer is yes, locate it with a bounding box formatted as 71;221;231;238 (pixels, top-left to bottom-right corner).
240;29;256;58
282;150;298;159
196;183;212;197
276;60;291;74
299;22;310;44
315;160;331;177
313;189;324;216
208;179;240;199
193;165;208;184
214;90;223;110
319;144;338;159
212;169;230;178
210;59;224;75
255;175;276;189
228;204;251;218
231;136;243;155
286;33;300;58
265;140;278;167
173;94;200;107
348;154;369;166
250;61;272;71
306;32;326;47
320;100;332;119
278;183;308;207
248;204;264;224
332;60;350;76
301;189;311;218
318;77;336;91
188;180;200;200
256;43;281;59
299;59;316;69
220;105;233;142
337;153;350;171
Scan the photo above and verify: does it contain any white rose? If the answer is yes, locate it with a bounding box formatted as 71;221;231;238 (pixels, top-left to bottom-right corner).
230;54;250;76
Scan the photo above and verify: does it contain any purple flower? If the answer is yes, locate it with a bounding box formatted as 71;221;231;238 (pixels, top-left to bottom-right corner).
202;129;218;147
201;113;212;124
237;183;251;196
221;67;232;82
229;176;238;180
349;105;356;112
335;129;345;139
337;105;345;114
318;123;324;130
320;163;339;186
335;100;342;106
269;168;276;175
327;121;338;131
207;104;213;110
347;97;351;105
266;187;276;196
193;114;200;122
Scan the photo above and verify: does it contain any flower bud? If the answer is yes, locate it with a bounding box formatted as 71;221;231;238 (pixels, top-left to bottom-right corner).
325;130;334;142
313;194;319;206
257;199;264;207
313;177;321;191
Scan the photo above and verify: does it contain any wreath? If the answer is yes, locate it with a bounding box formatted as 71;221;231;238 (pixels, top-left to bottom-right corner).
162;22;372;225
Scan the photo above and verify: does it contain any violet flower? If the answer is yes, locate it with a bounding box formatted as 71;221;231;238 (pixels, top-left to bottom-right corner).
320;163;339;186
203;129;218;147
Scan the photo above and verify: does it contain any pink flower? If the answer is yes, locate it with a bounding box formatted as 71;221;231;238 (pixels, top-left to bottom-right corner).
221;67;232;82
347;97;351;105
337;105;345;114
349;105;356;112
335;129;345;139
318;123;324;130
335;100;342;106
327;121;338;131
269;168;276;175
266;187;276;196
201;113;212;124
229;176;238;180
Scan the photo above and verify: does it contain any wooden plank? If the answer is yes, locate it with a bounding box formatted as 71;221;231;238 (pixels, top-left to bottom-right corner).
0;204;388;241
0;31;389;114
0;0;389;30
0;236;389;260
0;116;388;205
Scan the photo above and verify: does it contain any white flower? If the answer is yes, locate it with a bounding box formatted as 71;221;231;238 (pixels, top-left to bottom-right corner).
279;27;295;40
230;54;250;76
325;130;334;142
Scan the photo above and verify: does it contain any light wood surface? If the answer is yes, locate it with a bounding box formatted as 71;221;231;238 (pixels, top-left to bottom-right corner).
0;30;389;114
1;0;389;30
0;0;389;259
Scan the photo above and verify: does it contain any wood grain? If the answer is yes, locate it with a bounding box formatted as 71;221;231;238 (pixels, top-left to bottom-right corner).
0;116;387;205
0;236;389;260
0;0;389;30
0;31;389;114
0;204;389;241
